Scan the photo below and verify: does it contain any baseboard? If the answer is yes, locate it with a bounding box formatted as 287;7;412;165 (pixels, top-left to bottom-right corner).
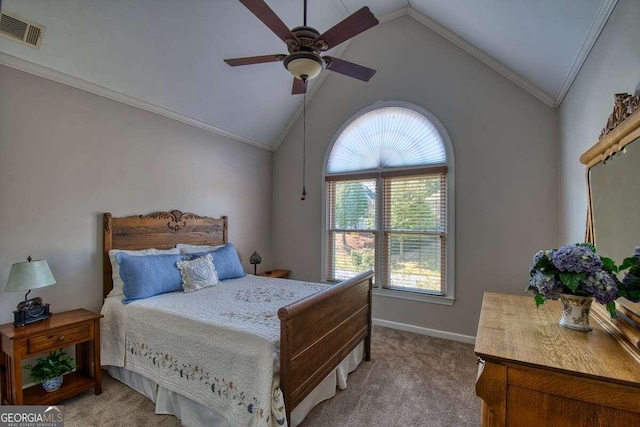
373;318;476;344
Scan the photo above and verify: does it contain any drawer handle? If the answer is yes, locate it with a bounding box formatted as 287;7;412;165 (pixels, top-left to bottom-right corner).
58;336;65;341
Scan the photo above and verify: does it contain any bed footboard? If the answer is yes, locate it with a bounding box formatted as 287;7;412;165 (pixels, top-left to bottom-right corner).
278;270;374;425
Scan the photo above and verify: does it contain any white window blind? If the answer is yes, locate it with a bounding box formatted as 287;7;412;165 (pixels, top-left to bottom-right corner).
326;179;376;282
382;173;447;294
324;102;453;299
327;107;446;174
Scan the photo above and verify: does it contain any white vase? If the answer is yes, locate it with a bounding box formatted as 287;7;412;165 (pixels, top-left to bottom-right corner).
559;293;593;331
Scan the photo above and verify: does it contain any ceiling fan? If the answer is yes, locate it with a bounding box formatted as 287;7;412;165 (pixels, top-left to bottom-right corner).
224;0;379;95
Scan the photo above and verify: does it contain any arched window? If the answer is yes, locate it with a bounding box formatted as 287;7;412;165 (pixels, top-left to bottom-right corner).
324;102;455;302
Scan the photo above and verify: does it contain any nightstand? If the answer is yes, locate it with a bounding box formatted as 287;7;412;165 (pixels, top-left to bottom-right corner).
0;309;103;405
258;269;291;279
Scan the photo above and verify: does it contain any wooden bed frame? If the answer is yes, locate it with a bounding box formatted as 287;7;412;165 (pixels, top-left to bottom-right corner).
103;210;373;425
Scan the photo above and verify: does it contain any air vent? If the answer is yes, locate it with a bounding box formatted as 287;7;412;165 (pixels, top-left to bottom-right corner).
0;10;45;49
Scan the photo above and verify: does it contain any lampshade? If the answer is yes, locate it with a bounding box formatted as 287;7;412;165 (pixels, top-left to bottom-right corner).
284;52;325;81
5;259;56;292
250;251;262;265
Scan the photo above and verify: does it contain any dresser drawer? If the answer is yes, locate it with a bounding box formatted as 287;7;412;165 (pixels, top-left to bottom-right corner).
26;324;91;355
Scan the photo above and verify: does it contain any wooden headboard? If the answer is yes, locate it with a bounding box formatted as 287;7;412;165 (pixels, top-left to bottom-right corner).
103;210;227;298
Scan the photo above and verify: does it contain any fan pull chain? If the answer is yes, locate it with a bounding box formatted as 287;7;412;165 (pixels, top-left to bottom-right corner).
301;93;307;201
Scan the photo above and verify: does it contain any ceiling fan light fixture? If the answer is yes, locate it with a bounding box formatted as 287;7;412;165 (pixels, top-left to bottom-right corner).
226;0;379;93
284;52;325;81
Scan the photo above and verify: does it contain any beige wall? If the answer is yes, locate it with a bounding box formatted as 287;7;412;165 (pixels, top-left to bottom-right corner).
0;65;273;323
272;16;558;337
559;0;640;245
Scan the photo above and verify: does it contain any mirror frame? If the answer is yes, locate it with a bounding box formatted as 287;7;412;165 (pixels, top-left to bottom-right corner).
581;93;640;244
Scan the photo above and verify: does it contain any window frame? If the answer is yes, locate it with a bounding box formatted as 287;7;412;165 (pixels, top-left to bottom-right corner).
321;101;455;305
325;176;378;283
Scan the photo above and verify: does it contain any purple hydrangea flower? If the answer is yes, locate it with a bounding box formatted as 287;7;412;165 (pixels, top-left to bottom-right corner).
530;249;553;271
552;245;602;274
530;250;545;270
622;271;635;287
621;246;640;286
528;244;623;308
529;271;560;300
586;271;618;305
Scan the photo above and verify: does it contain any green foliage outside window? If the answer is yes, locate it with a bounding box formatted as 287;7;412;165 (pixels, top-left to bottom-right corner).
330;176;445;291
335;182;374;229
389;177;440;231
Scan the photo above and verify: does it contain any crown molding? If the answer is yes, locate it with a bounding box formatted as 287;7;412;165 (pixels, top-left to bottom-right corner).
273;6;558;150
0;52;274;152
379;6;410;23
553;0;618;107
405;8;556;108
274;2;617;149
335;0;350;16
3;2;615;151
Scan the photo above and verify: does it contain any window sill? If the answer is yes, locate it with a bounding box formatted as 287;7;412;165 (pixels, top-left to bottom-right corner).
372;288;455;306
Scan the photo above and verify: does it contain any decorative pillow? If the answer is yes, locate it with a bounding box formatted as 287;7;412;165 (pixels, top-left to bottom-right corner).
108;248;180;297
190;243;246;281
177;243;225;254
117;253;187;304
176;254;219;292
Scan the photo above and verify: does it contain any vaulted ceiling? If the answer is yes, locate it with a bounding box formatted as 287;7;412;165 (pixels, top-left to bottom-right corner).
0;0;614;150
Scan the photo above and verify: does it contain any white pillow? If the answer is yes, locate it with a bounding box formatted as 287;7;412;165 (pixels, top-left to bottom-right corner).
176;254;219;293
177;243;225;254
108;248;181;297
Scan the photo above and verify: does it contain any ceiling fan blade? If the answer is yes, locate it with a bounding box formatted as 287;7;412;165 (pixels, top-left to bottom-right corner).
292;78;307;95
324;57;376;82
224;54;286;66
239;0;299;44
315;7;378;50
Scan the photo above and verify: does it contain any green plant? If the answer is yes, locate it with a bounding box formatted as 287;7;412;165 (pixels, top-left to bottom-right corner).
527;243;618;317
350;248;374;270
616;246;640;303
24;349;75;382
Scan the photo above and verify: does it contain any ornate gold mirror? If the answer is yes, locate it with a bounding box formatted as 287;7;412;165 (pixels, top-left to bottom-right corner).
581;93;640;264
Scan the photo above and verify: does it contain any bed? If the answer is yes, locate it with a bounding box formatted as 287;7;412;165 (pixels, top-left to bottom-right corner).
101;210;373;427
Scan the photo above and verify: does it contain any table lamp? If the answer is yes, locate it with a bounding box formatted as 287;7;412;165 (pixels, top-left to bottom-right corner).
250;251;262;275
5;256;56;326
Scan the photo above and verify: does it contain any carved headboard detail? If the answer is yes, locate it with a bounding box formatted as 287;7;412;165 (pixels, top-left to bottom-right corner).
103;210;228;298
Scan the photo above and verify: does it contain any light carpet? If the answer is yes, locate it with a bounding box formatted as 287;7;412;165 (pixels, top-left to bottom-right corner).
62;326;481;426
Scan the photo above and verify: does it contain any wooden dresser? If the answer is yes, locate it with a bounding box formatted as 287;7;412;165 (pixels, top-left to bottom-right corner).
475;292;640;427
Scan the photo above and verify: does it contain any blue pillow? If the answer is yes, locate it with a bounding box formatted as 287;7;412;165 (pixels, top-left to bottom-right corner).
190;243;246;280
117;253;187;304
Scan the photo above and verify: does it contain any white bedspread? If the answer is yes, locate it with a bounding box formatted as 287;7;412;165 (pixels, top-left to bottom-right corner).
101;275;329;427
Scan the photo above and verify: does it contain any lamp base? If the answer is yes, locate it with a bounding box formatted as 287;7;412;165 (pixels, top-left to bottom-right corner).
13;303;50;327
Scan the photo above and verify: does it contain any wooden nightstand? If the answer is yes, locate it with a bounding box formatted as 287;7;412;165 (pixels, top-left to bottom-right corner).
258;269;291;279
0;309;103;405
